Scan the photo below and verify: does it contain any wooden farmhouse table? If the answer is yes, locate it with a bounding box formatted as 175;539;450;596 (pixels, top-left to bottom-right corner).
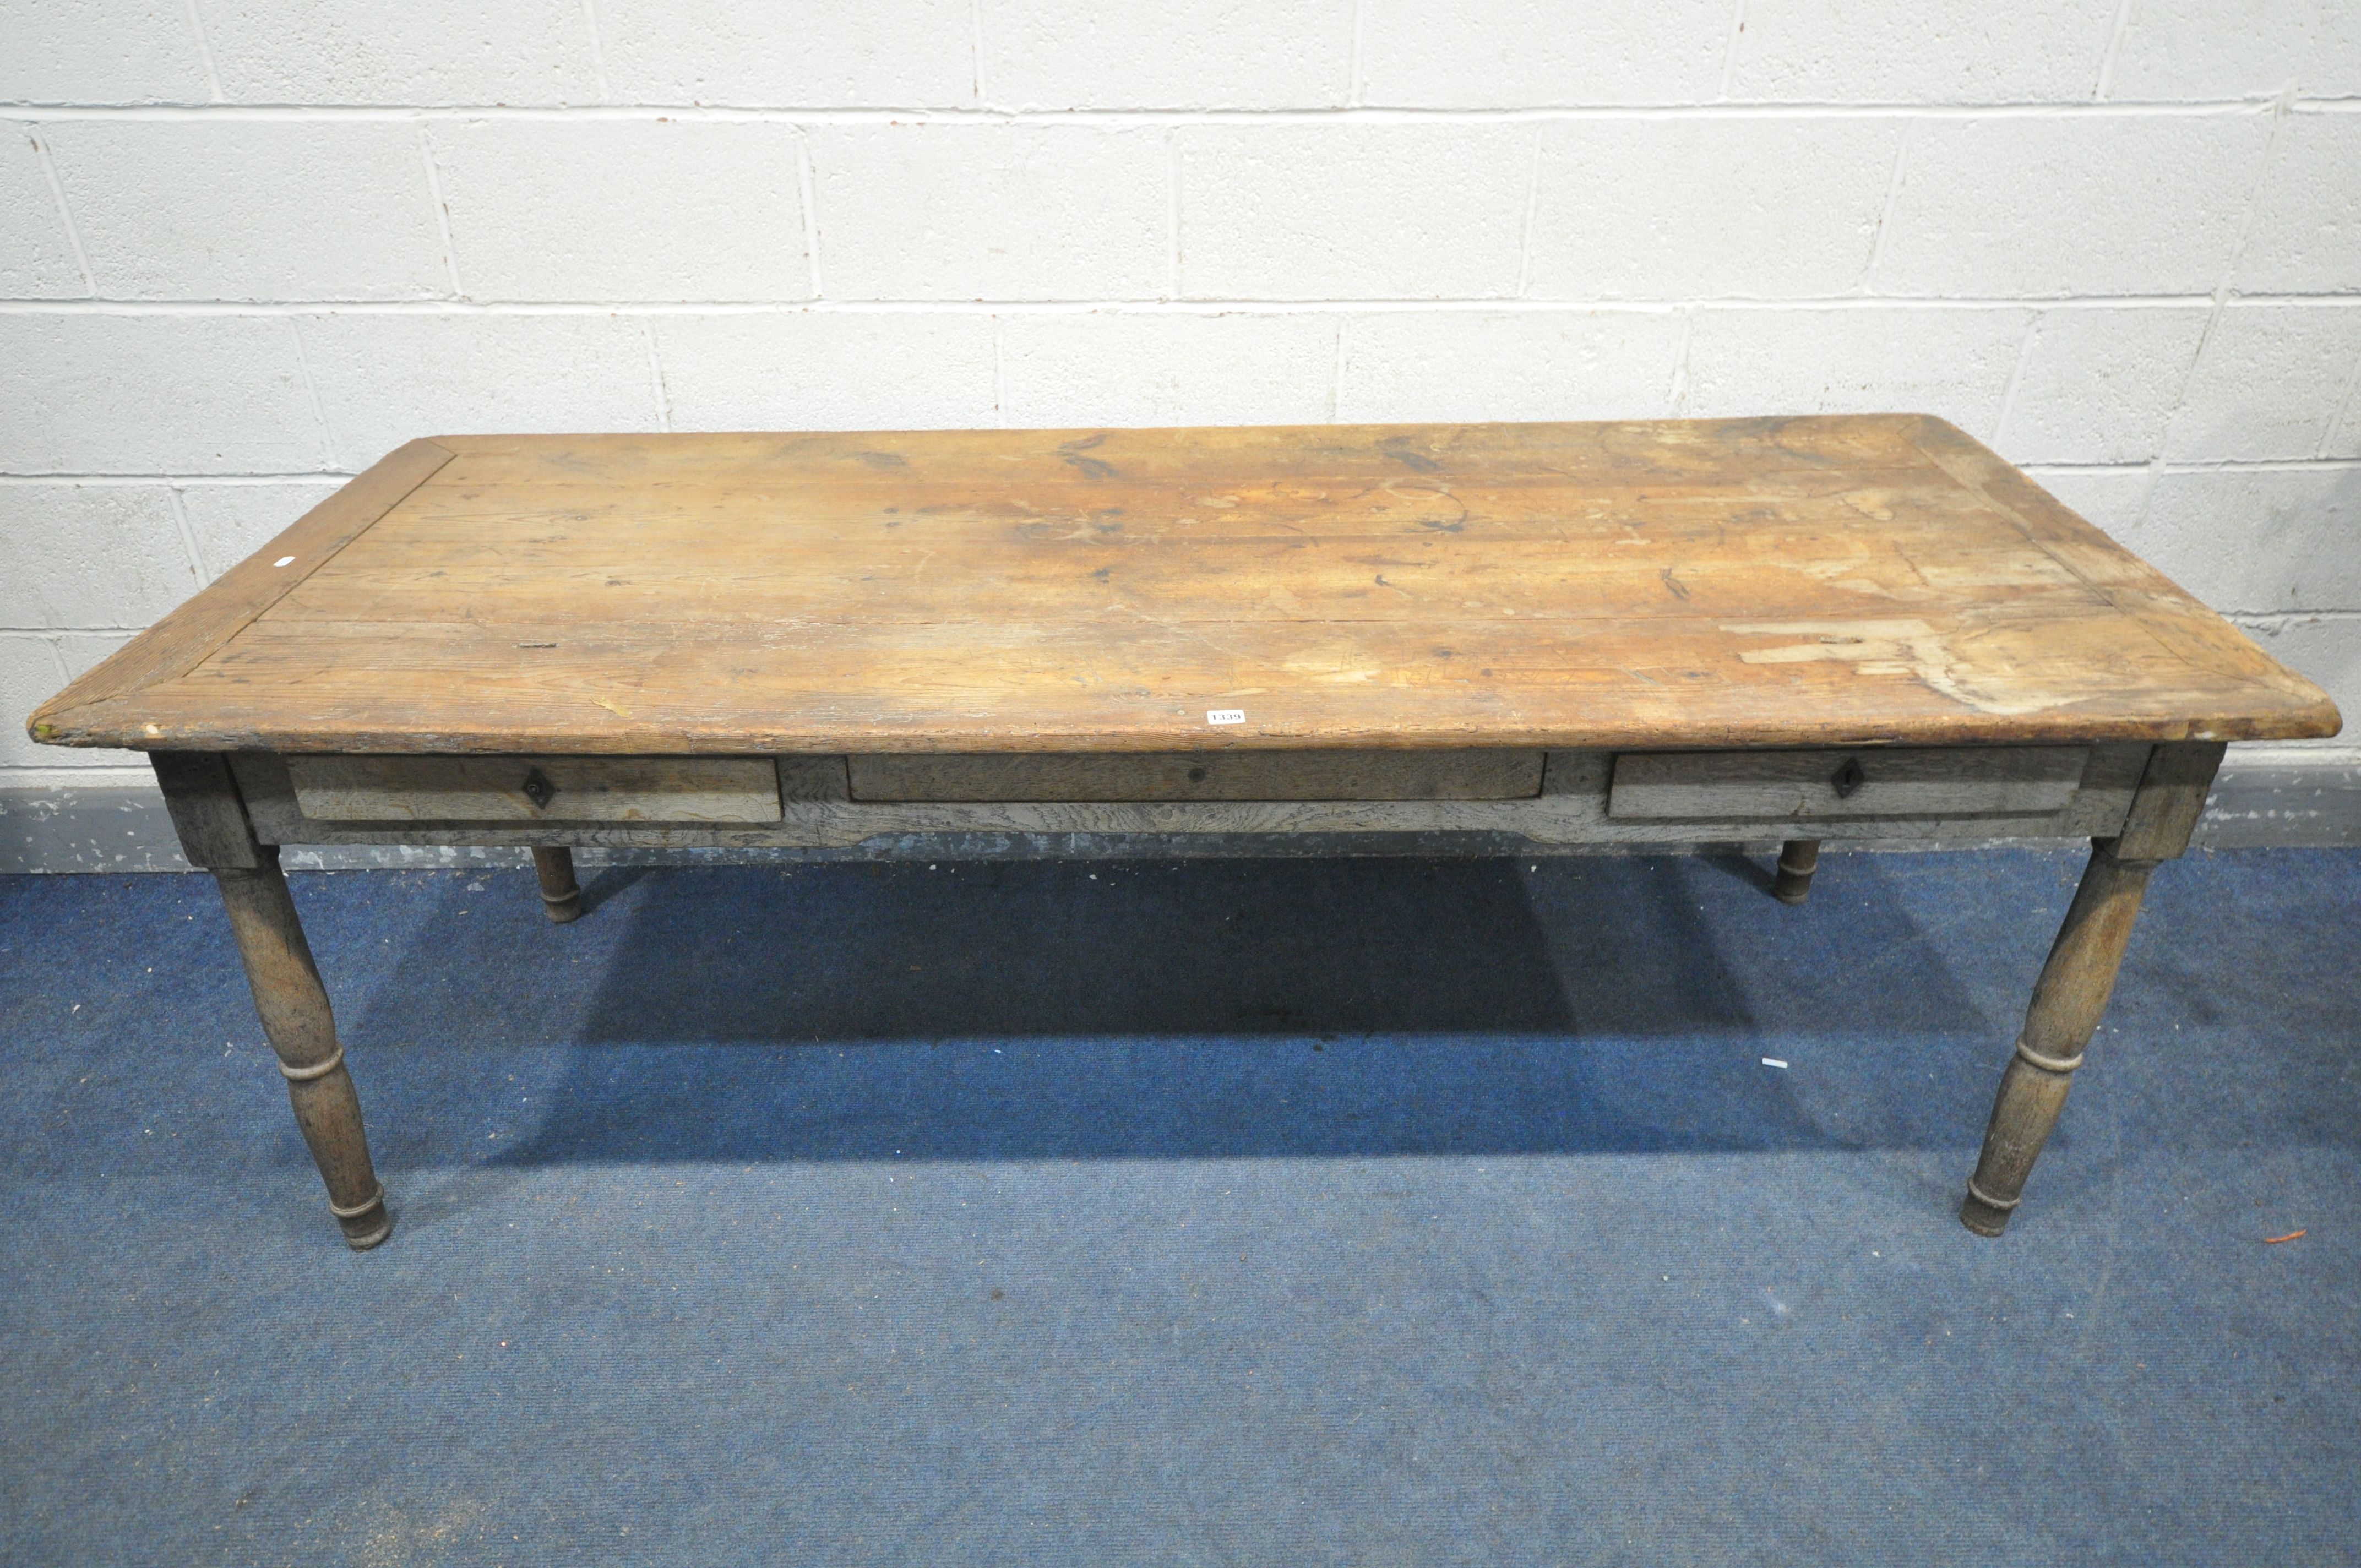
30;417;2340;1249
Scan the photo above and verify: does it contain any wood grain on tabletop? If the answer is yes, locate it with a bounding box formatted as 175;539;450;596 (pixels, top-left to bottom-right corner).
28;416;2341;755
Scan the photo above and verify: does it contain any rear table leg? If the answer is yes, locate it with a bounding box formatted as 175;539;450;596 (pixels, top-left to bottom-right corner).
532;846;583;923
1772;839;1820;905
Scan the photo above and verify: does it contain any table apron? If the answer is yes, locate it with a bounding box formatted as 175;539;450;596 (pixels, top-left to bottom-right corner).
227;745;2149;851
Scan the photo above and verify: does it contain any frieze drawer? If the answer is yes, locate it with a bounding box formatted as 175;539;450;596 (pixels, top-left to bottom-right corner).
1607;747;2089;821
849;749;1545;803
286;755;784;823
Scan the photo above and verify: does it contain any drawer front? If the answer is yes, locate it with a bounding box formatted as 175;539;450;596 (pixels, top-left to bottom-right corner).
1607;747;2088;821
849;749;1545;803
287;755;784;823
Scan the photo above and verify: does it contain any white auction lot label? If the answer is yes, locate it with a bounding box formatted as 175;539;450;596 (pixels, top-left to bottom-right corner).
1205;709;1245;725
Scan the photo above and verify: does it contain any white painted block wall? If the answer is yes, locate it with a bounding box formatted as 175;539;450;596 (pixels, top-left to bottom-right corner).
4;0;2357;786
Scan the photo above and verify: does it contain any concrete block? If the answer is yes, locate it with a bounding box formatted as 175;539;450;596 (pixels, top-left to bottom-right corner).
982;0;1352;109
0;0;212;104
2333;378;2361;460
2235;115;2361;296
301;313;659;471
2022;466;2153;539
2;133;84;297
177;482;346;579
2109;0;2361;101
1727;0;2117;102
1356;0;1728;107
997;311;1334;427
1998;306;2211;465
0;315;324;474
652;312;999;431
433;120;809;301
47;633;145;769
813;126;1167;302
2134;467;2361;614
0;486;199;628
596;0;976;107
46;121;448;300
1680;306;2030;436
1526;118;1900;301
3;636;68;767
199;0;602;105
1875;114;2273;297
1334;309;1683;423
1177;124;1528;300
2167;304;2361;461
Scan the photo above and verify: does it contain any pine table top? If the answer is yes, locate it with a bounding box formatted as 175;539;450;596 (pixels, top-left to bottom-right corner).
30;416;2340;756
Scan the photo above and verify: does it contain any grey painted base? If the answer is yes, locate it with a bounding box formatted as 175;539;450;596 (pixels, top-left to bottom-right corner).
4;760;2357;874
2199;760;2361;848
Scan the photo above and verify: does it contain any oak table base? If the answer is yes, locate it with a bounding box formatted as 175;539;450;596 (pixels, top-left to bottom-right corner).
148;739;2228;1249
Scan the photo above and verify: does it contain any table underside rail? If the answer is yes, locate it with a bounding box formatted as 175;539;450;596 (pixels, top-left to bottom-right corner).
229;745;2151;852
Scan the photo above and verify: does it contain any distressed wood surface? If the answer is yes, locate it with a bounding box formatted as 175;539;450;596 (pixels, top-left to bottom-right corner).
35;418;2336;755
31;440;454;747
2113;740;2229;861
1608;745;2088;820
849;748;1543;802
150;751;263;870
286;754;782;823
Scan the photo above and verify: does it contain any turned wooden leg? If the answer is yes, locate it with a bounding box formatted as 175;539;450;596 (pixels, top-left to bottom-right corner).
1772;839;1820;905
1958;738;2224;1236
532;846;583;923
153;752;398;1249
1959;840;2153;1235
215;846;392;1249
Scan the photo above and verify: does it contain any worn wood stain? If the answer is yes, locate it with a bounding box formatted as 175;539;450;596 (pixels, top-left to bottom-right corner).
27;416;2340;756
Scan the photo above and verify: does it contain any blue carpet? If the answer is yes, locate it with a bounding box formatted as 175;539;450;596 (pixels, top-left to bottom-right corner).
1;848;2356;1566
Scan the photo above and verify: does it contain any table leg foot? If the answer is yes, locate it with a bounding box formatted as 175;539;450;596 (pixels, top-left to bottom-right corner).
1958;1181;2017;1238
532;846;583;923
334;1184;395;1249
1772;839;1820;904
